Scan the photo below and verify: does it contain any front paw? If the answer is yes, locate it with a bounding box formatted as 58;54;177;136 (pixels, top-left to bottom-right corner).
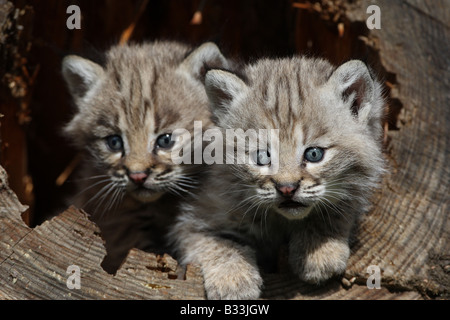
290;239;350;284
202;259;263;300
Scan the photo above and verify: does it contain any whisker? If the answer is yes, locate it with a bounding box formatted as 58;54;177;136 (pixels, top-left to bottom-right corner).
167;185;183;197
176;181;198;189
315;199;333;226
72;178;112;199
92;182;119;216
314;200;328;225
171;181;197;198
83;181;115;211
176;175;199;184
67;174;110;183
104;184;123;214
319;197;352;224
227;194;260;218
241;197;263;224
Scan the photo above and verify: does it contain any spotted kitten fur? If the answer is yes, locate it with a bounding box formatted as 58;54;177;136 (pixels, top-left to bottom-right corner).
169;57;385;299
62;41;229;272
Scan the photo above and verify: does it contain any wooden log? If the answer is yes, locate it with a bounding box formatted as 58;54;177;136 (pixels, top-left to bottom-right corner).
0;0;35;224
0;164;424;299
341;0;449;298
0;164;205;299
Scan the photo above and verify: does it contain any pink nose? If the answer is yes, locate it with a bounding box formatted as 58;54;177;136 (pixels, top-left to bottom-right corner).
276;183;298;196
129;172;148;184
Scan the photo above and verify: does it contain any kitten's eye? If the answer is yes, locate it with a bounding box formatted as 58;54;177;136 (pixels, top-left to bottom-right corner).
106;135;124;152
304;147;324;162
156;133;175;149
256;149;271;166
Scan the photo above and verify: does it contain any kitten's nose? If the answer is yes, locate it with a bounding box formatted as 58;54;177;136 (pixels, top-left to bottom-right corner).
129;171;148;185
275;183;299;197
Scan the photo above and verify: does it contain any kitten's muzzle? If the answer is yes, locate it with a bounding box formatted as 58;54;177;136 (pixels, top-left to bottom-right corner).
275;182;309;209
275;182;299;197
128;171;148;185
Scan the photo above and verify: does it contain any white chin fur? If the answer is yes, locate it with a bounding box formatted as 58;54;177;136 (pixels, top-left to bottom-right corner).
129;189;164;203
276;206;313;220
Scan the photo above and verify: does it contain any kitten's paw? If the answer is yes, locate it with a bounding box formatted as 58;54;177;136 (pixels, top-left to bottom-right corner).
291;239;350;284
203;261;263;300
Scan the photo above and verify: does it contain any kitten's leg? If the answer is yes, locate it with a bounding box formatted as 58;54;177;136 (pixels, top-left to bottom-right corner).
288;214;352;284
170;219;263;299
188;234;263;299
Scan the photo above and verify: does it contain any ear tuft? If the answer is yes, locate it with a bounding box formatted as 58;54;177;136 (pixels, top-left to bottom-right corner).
344;75;370;117
330;60;375;117
180;42;229;81
329;60;385;135
62;55;104;101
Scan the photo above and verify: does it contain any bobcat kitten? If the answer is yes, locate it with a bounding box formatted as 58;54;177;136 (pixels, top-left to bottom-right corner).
169;57;385;299
62;41;229;272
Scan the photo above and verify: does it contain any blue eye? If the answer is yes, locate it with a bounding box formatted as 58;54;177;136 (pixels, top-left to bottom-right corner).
106;135;123;152
256;149;271;166
304;147;324;162
156;133;175;149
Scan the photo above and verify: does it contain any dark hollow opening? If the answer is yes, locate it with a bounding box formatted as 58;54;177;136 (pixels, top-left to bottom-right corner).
1;0;402;233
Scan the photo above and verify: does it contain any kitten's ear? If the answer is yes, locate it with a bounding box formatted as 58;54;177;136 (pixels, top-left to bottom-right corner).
179;42;229;81
329;60;383;125
62;55;104;101
205;69;248;113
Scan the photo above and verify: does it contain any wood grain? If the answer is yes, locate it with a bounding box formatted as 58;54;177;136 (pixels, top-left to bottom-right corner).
0;166;205;299
343;0;449;298
0;164;425;299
